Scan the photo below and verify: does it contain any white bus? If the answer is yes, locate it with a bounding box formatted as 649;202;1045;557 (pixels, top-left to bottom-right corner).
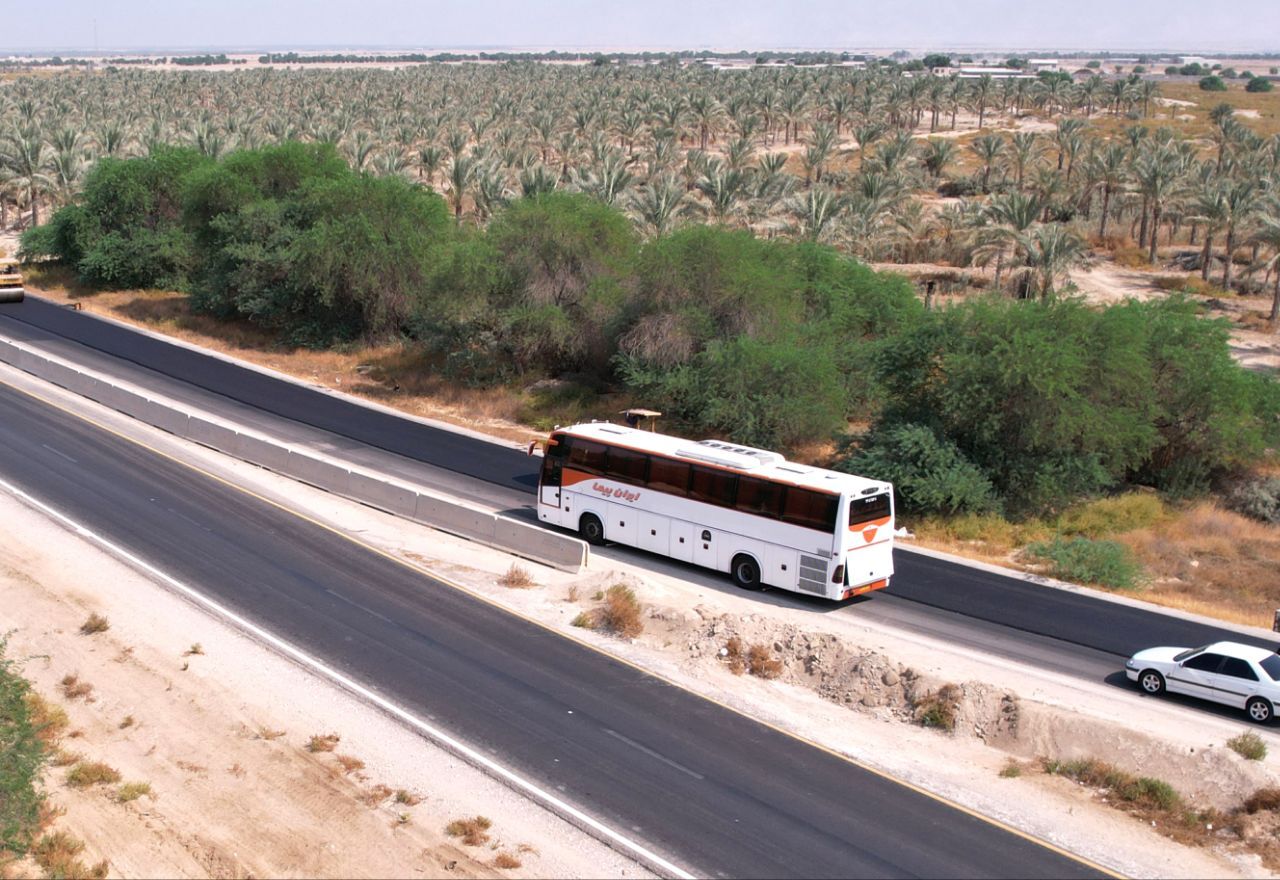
536;422;894;601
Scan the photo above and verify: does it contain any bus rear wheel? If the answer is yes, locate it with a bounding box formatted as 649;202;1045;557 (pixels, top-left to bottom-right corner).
579;514;606;546
731;555;763;591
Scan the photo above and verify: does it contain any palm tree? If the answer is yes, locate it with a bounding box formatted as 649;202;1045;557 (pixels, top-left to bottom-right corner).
968;74;996;130
1007;131;1043;191
786;185;845;242
1133;145;1182;261
1188;182;1229;282
628;175;686;238
1083;142;1128;240
445;152;478;219
695;161;747;225
416;144;444;187
1218;180;1261;291
969;133;1005;194
1;128;51;227
1014;224;1090;300
975;191;1043;289
920;138;956;181
1249;211;1280;327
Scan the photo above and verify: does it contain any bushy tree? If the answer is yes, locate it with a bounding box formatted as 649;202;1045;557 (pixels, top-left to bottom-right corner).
838;423;999;516
1199;75;1228;92
1246;77;1274;93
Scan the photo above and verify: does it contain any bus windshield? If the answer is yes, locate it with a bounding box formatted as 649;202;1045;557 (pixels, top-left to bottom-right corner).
849;493;891;527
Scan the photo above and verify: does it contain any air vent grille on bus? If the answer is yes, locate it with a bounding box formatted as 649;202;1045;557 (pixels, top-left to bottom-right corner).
797;554;828;594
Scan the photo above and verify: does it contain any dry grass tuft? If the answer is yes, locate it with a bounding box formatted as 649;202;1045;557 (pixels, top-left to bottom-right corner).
746;643;783;679
334;754;366;775
494;852;523;869
595;584;644;638
25;692;69;746
999;759;1023;778
65;761;122;789
118;715;134;730
1245;788;1280;814
59;674;93;702
183;643;204;657
256;727;286;741
116;781;152;803
445;816;493;846
360;783;394;807
498;564;535;589
914;683;963;731
1228;731;1268;761
305;733;341;753
394;789;422;806
31;831;109;880
78;613;110;636
723;636;746;675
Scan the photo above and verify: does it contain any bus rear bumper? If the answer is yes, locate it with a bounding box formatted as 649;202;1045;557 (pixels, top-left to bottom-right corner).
841;578;888;600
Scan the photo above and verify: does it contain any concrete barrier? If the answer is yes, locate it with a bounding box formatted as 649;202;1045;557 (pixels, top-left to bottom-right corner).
416;493;497;541
348;471;419;518
495;516;588;570
186;417;241;455
0;334;587;572
287;450;352;496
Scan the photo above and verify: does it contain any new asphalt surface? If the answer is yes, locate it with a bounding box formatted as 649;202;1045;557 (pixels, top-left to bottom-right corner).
0;296;1268;667
0;381;1105;879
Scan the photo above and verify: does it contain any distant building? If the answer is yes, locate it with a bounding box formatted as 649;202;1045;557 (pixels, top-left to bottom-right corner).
954;66;1035;79
1027;59;1059;72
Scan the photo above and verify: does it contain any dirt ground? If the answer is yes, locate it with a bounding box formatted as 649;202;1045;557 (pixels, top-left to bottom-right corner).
3;366;1278;878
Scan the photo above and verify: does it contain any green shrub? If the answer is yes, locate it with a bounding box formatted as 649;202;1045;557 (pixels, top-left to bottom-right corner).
1227;731;1268;761
1246;77;1274;93
914;683;962;730
0;639;46;857
1025;536;1142;589
838;423;998;516
1199;75;1228;91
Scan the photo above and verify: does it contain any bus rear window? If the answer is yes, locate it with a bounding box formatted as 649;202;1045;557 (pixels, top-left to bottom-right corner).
781;488;838;532
567;440;607;475
849;493;891;527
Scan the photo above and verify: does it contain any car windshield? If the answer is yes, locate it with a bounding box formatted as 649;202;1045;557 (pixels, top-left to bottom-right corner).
1261;654;1280;682
1173;645;1209;662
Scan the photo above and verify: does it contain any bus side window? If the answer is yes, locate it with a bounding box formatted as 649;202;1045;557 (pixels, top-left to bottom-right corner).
606;447;649;485
547;434;570;459
647;456;691;496
567;440;607;476
689;466;738;508
736;477;785;518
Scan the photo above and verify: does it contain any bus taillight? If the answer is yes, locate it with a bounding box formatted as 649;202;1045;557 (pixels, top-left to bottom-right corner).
831;563;844;584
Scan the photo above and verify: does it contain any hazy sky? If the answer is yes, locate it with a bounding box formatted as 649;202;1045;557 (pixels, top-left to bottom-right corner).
5;0;1278;53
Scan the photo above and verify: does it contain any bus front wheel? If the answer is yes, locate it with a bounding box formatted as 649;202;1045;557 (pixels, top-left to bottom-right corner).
731;555;764;591
579;514;606;546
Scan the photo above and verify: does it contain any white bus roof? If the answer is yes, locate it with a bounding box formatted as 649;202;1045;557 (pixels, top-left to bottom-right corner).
556;422;891;497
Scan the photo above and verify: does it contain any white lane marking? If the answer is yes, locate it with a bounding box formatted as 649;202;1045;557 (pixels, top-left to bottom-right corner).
0;476;695;880
40;443;78;464
605;729;705;781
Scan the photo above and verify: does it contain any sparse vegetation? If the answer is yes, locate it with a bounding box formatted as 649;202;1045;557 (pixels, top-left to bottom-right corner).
305;733;341;753
256;727;286;741
334;754;366;775
596;585;645;638
445;815;493;847
723;636;747;675
0;640;49;859
394;789;421;806
183;643;204;656
78;613;110;636
1228;731;1268;761
118;715;134;730
31;831;109;880
58;674;93;702
65;761;122;789
497;564;535;589
746;643;783;679
116;781;152;803
914;683;963;730
494;852;523;869
999;760;1023;778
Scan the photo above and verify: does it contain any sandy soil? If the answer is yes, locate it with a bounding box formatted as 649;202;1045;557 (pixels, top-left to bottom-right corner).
0;432;650;879
2;366;1276;878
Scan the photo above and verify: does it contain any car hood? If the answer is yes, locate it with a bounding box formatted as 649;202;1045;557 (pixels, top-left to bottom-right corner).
1129;646;1187;665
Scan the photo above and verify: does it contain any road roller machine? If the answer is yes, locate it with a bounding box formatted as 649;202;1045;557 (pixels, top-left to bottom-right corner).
0;261;23;303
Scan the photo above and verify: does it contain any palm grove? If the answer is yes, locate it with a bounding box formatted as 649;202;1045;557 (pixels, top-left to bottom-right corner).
6;62;1280;518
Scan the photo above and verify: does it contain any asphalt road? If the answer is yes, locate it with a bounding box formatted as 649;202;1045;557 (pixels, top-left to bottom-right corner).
0;297;1269;668
0;381;1104;879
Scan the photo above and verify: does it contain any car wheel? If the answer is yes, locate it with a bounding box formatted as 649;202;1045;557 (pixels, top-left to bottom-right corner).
730;555;764;591
1139;669;1166;696
1247;697;1274;724
578;514;606;546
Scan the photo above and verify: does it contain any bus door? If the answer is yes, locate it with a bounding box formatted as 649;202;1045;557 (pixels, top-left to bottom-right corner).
539;437;567;508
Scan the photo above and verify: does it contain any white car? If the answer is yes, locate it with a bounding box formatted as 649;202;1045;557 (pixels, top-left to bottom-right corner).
1126;640;1280;723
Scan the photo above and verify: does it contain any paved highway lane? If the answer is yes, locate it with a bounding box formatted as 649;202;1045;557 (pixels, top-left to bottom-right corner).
0;297;1270;665
0;382;1105;879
